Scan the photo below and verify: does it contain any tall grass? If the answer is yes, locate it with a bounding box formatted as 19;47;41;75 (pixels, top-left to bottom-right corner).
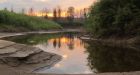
0;10;62;32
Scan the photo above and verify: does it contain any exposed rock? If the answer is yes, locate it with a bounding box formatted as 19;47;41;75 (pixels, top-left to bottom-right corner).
0;47;19;54
0;44;41;57
80;36;91;40
24;51;54;64
0;40;62;73
8;45;42;58
1;57;21;67
0;40;15;48
0;51;61;72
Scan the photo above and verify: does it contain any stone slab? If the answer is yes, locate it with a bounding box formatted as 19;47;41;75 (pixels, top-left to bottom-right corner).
0;51;62;73
0;40;15;48
8;46;42;58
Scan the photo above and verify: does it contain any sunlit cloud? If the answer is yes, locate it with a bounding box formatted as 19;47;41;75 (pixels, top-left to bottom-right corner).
0;0;7;3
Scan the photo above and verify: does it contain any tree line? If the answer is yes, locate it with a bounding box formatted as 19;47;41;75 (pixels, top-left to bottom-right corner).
86;0;140;38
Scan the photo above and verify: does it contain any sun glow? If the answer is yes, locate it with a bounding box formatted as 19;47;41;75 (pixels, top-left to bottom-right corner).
36;12;53;17
61;37;68;43
26;11;67;17
62;54;68;59
54;64;61;68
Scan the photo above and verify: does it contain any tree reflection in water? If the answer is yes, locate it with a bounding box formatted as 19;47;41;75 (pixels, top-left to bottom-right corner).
53;39;57;48
2;32;84;51
86;41;140;73
51;33;75;50
66;33;74;50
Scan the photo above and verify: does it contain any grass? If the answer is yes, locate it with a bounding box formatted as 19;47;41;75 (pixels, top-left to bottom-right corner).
0;10;62;32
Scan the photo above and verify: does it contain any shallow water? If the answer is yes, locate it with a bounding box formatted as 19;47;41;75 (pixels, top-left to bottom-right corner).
1;32;140;74
35;33;92;74
2;32;93;74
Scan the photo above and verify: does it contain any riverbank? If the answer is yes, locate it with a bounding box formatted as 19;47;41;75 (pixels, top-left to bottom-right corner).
81;35;140;48
0;66;140;75
0;29;83;38
0;10;62;32
0;31;140;75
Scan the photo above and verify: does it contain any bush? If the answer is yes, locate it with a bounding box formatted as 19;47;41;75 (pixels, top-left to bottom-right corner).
86;0;140;38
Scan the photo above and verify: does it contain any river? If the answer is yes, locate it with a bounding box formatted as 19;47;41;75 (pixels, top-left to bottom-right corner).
1;32;140;74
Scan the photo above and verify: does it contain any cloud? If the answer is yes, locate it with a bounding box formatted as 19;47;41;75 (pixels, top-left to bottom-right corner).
0;0;96;12
0;0;7;3
34;0;49;2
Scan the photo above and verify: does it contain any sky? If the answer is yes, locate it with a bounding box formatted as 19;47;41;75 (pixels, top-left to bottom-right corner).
0;0;96;12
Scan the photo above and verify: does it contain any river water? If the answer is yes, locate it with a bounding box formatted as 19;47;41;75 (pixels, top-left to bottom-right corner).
2;32;140;74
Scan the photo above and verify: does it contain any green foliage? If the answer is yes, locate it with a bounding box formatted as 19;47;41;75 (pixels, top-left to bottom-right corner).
86;0;140;38
0;10;62;32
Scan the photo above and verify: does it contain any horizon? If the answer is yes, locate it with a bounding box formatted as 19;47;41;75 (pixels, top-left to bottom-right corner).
0;0;96;13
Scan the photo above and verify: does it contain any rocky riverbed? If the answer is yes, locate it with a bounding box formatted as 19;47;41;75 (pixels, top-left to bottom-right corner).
0;39;62;73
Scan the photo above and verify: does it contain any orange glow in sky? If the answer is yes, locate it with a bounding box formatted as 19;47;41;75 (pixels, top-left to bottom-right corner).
0;0;97;14
27;11;68;17
21;0;98;17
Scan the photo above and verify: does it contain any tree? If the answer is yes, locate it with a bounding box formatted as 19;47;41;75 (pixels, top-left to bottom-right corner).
58;7;62;18
21;8;25;14
11;7;14;12
53;8;57;20
86;0;140;38
43;8;49;19
29;8;34;16
4;8;8;11
67;7;75;22
83;8;88;19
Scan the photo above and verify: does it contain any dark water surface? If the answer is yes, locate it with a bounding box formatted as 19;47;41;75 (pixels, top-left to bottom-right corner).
1;32;140;74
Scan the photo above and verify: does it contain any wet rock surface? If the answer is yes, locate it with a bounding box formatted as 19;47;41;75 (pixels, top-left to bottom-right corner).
0;40;62;73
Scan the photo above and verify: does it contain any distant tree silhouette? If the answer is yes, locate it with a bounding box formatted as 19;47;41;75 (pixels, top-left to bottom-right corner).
83;8;87;19
80;9;83;18
21;8;25;14
11;7;14;12
4;8;7;11
29;8;34;16
44;14;48;19
53;8;57;20
43;8;48;19
58;7;62;18
67;7;75;23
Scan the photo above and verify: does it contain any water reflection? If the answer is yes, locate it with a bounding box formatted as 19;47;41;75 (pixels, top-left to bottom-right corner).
2;32;91;74
51;37;75;50
35;33;91;74
1;32;140;74
86;41;140;73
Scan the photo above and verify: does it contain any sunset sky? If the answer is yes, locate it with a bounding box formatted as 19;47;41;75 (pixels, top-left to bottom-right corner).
0;0;96;12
